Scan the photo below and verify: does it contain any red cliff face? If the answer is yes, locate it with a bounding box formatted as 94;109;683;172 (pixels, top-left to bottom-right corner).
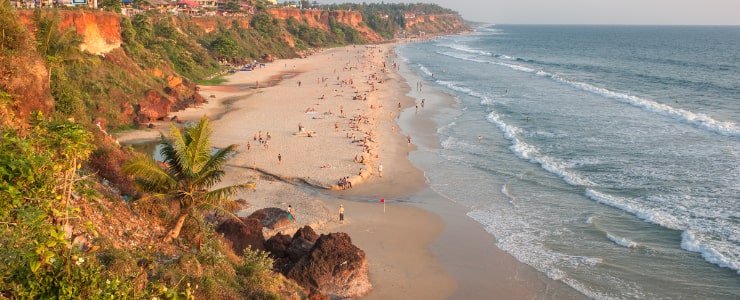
404;13;469;35
269;8;383;42
19;10;122;55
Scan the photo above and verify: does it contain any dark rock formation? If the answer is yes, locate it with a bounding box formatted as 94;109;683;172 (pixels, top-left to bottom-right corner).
249;207;294;230
216;217;265;253
287;233;314;263
293;225;319;243
265;232;292;258
286;232;372;299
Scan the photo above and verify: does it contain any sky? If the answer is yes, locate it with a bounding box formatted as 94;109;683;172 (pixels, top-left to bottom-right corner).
318;0;740;25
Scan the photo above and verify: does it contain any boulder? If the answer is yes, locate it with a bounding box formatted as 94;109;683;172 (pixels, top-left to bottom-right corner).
286;232;372;299
216;217;265;254
293;225;319;243
265;232;292;258
249;207;294;230
286;236;314;263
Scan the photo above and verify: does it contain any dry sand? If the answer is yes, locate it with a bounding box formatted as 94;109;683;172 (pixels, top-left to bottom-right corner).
115;43;583;299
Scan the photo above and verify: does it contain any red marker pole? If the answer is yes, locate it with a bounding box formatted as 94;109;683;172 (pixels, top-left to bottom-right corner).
380;198;385;213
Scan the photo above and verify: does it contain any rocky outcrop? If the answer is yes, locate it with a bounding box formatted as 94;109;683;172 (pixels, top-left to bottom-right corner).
216;217;266;254
250;207;295;230
286;232;372;299
133;90;174;124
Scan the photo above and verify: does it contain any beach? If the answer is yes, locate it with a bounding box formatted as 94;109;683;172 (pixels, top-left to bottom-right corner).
116;43;584;299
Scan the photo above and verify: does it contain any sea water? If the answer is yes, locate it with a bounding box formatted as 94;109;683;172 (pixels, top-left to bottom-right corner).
395;25;740;299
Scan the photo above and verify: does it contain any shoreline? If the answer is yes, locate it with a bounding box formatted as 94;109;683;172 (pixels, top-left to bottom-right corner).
113;42;584;299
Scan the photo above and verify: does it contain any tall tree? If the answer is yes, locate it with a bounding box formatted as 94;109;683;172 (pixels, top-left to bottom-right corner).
123;116;254;242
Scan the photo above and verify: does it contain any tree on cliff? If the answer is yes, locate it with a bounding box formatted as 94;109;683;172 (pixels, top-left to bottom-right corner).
123;116;254;242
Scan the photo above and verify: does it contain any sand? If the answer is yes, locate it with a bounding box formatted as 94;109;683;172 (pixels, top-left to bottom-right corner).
115;43;584;299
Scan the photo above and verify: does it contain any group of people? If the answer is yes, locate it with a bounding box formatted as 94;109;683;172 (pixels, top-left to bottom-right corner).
246;130;271;150
338;176;353;189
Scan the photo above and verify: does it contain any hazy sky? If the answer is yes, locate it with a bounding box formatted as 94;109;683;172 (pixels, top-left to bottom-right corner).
319;0;740;25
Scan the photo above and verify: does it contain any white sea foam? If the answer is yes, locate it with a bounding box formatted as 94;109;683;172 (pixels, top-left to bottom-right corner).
548;75;740;138
440;43;492;56
417;64;434;77
606;233;639;248
434;49;740;137
467;210;614;299
681;231;740;275
585;189;685;230
485;111;593;186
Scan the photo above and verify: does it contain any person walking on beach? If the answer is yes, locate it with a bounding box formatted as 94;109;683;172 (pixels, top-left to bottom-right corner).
339;204;345;224
378;163;383;177
278;153;282;164
247;141;251;150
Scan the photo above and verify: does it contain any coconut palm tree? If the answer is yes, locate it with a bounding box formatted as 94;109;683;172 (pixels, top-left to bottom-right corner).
123;116;254;242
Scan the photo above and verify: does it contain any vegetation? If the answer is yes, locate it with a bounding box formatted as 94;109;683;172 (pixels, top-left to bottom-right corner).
123;116;255;242
0;0;467;297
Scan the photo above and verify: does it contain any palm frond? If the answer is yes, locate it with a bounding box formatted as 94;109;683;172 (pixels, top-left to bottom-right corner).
191;169;225;189
122;154;176;192
159;140;185;179
184;116;213;174
201;182;255;206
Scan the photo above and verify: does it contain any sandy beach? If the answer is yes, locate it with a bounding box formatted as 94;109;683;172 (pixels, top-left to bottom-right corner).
116;43;584;299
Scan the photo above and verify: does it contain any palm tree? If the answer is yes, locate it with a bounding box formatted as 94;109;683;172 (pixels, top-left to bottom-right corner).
123;116;254;242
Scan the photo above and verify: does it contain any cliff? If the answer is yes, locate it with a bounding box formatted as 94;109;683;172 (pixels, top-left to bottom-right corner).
405;13;469;35
269;8;384;43
18;10;121;55
6;7;468;130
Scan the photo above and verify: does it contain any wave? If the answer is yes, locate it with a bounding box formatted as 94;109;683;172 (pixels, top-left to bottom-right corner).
417;64;434;77
606;233;639;249
681;231;740;275
435;50;740;138
434;76;595;187
586;189;740;275
438;43;492;56
584;189;684;230
467;210;608;299
486;111;593;187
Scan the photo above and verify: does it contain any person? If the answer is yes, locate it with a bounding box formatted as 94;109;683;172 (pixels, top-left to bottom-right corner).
247;141;251;150
339;204;345;224
407;134;412;145
278;153;282;164
378;163;383;177
288;205;295;221
477;135;483;142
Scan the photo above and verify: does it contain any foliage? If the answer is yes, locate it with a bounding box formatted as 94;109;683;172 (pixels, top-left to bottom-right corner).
123;116;255;242
250;12;280;38
98;0;122;13
236;246;280;298
0;0;29;55
0;114;130;298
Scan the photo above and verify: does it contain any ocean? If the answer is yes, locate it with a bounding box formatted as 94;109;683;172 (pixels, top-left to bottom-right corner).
394;25;740;299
